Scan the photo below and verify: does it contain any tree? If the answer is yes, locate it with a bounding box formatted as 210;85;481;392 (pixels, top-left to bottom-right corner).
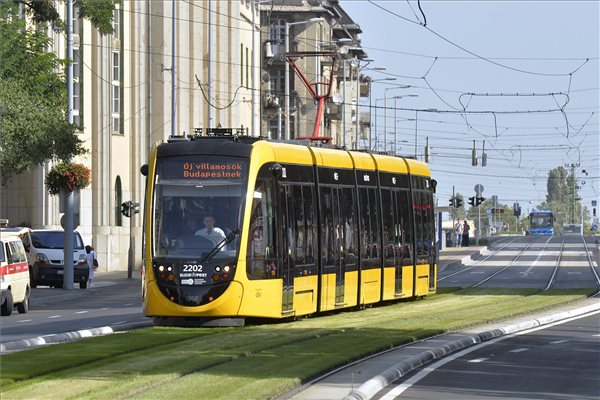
538;166;589;229
0;0;116;184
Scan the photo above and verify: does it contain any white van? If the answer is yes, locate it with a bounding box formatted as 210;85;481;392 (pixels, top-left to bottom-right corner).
9;228;89;289
1;235;31;316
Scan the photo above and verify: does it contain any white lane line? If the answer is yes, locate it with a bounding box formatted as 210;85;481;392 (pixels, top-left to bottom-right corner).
551;339;569;344
509;348;529;353
379;310;600;400
124;303;134;306
48;315;62;319
593;334;600;337
100;307;109;311
75;310;88;314
113;321;127;325
16;319;32;323
468;358;488;363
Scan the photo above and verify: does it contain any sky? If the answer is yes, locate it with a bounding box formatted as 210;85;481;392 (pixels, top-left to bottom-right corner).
343;0;599;217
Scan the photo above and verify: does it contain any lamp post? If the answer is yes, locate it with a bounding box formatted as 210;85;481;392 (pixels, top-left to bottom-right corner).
392;94;418;155
368;77;395;151
383;84;410;155
285;17;324;140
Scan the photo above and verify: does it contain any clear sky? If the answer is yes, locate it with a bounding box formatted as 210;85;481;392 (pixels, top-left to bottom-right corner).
343;0;599;217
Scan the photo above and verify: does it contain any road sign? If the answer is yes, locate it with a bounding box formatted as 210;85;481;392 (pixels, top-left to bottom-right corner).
474;184;484;196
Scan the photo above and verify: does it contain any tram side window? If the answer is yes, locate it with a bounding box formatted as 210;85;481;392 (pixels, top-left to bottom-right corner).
247;170;277;280
341;187;358;269
413;190;433;265
381;189;395;267
320;186;337;270
397;190;413;266
359;187;380;269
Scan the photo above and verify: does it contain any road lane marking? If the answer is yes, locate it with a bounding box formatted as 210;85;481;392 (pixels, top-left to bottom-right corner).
551;339;569;344
509;348;529;353
48;315;62;319
379;310;600;400
76;310;88;314
468;358;488;363
124;303;134;306
16;319;32;323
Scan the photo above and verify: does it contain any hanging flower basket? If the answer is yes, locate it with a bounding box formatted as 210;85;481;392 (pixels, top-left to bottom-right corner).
46;162;91;195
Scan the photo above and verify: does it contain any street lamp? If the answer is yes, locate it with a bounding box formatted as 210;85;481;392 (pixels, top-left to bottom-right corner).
285;17;325;140
392;94;418;155
383;84;411;154
368;77;396;151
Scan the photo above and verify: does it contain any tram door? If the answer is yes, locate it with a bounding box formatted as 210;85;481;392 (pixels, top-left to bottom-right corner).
278;184;295;313
320;186;352;307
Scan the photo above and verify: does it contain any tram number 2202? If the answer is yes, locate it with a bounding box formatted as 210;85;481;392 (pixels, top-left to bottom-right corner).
182;264;204;272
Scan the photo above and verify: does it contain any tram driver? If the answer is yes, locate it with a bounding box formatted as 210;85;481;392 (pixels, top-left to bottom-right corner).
195;215;227;247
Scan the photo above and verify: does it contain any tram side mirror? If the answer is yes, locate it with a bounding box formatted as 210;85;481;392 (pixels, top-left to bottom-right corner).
270;163;283;179
431;179;437;193
140;164;148;176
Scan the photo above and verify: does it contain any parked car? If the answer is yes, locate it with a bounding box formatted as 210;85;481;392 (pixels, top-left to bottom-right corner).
2;228;89;289
1;235;31;315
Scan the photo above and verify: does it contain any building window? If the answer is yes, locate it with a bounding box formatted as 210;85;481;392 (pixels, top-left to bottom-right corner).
112;7;120;39
72;48;81;128
269;19;285;55
115;176;122;226
246;47;249;89
270;69;285;105
240;44;244;86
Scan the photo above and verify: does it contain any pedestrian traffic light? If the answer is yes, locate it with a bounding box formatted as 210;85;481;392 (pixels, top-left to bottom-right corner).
121;201;131;218
476;196;485;206
468;196;475;206
456;197;463;208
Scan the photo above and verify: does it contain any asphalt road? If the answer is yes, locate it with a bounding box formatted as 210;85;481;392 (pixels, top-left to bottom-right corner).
377;312;600;400
438;235;600;290
0;272;148;345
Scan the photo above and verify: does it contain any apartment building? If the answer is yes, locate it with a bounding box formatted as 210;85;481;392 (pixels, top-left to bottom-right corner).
0;0;368;271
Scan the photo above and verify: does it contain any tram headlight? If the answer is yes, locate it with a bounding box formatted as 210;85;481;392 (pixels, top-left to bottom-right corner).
223;265;230;273
215;266;221;272
158;265;165;272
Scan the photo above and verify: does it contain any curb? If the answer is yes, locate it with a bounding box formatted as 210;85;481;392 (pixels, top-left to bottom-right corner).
344;301;600;400
0;320;152;353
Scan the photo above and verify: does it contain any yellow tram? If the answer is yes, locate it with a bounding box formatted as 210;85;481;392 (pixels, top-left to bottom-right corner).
141;132;436;325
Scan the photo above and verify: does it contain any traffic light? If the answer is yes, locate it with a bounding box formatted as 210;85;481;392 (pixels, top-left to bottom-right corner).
132;202;140;215
456;197;463;208
121;201;131;218
449;197;455;207
468;196;475;206
476;196;485;206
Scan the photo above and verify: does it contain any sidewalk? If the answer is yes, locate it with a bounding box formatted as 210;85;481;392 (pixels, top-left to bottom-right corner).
438;246;484;272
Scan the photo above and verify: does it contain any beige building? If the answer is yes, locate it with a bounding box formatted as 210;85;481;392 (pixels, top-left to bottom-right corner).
0;0;368;271
1;1;260;271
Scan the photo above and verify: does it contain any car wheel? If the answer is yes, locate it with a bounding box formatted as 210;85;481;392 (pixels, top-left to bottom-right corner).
16;289;29;314
80;280;87;289
1;291;13;316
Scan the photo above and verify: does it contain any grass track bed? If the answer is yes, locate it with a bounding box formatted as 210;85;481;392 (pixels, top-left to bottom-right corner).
0;288;593;399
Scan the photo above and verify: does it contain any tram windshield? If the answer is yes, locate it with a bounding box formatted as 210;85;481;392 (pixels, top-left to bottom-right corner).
530;213;553;228
153;156;248;259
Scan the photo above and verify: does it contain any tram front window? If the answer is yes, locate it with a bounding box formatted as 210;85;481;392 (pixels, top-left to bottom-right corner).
153;156;248;259
530;214;552;229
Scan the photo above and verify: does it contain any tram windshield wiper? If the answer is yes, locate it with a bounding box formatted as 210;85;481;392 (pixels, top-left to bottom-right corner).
200;229;241;264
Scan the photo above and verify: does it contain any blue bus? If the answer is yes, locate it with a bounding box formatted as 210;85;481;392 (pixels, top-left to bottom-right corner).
528;210;554;235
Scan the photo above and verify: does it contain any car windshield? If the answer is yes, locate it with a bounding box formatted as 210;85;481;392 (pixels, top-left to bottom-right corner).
153;156;248;259
31;231;84;249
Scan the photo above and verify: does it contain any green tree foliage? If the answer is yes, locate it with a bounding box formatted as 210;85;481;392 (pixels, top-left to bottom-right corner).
0;0;116;184
16;0;118;35
538;166;589;230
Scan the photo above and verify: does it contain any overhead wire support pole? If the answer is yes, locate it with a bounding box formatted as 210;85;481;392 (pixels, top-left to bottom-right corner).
285;51;337;141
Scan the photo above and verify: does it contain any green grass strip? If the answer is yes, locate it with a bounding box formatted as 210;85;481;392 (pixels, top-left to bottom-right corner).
0;288;593;400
